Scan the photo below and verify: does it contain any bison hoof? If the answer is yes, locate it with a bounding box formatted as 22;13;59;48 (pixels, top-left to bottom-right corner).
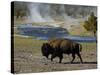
71;61;74;64
59;61;62;63
81;62;83;64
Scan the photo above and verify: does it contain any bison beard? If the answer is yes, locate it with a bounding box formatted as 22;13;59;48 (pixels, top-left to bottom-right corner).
41;38;83;63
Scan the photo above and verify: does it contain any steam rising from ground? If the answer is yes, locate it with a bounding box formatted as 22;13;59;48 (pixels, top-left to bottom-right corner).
26;3;97;27
28;3;45;22
28;3;54;22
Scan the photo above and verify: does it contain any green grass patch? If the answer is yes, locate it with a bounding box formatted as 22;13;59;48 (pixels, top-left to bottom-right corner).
80;42;97;51
14;35;97;54
14;36;46;54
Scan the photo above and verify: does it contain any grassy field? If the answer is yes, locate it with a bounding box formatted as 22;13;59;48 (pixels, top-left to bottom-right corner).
13;36;97;74
68;24;94;36
13;19;97;73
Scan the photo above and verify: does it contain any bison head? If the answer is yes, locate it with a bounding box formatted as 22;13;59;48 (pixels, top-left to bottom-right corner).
41;43;53;59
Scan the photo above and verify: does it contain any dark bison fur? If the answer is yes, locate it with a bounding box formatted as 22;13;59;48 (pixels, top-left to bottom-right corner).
41;38;83;63
41;43;54;59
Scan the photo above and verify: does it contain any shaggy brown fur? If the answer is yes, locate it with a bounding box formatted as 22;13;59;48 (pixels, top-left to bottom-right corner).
41;38;83;63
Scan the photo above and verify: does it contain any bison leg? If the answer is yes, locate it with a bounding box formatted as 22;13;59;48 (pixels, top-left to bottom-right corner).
51;53;57;62
76;53;83;63
46;55;49;59
58;54;63;63
71;53;75;63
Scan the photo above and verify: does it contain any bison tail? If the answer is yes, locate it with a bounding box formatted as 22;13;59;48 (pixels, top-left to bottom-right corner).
79;44;82;52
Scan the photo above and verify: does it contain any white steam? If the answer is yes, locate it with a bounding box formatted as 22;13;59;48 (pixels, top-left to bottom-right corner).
27;3;97;28
28;3;46;22
28;3;54;22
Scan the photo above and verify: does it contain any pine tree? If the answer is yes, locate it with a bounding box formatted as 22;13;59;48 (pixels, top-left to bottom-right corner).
83;12;97;37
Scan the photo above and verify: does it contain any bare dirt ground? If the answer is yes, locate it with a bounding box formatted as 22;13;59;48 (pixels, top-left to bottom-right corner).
13;36;97;74
14;52;97;74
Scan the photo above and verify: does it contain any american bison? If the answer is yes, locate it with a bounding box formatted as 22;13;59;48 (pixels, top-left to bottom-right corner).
41;38;83;63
